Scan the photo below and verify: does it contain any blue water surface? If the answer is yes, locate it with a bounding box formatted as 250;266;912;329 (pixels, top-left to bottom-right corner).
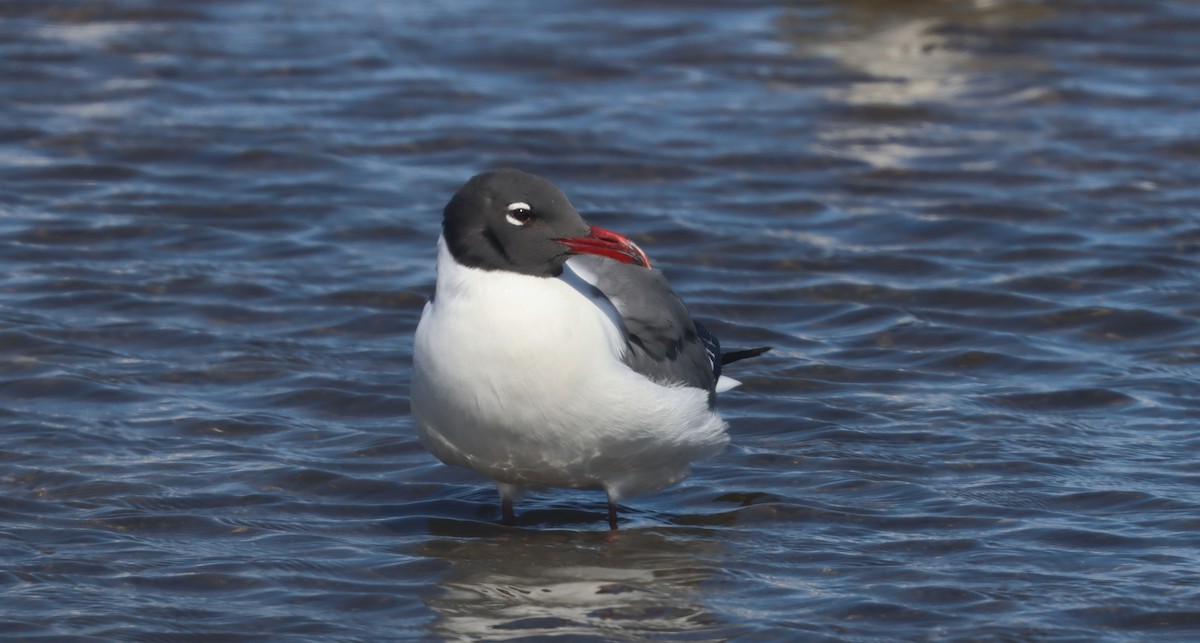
1;0;1199;640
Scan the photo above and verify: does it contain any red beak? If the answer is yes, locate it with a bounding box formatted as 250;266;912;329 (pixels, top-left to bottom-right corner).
556;225;651;268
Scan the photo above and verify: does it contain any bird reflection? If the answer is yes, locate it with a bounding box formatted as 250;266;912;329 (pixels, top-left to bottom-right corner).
418;518;732;640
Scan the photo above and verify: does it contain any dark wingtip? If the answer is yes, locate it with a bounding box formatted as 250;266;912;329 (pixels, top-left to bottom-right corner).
720;346;771;366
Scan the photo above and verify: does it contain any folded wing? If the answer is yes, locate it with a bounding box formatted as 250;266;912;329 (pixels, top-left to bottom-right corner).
565;256;724;406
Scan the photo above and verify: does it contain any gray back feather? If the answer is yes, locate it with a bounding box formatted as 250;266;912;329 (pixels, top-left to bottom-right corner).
565;256;720;406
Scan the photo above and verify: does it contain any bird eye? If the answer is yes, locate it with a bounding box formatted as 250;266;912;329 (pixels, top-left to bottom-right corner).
505;202;533;227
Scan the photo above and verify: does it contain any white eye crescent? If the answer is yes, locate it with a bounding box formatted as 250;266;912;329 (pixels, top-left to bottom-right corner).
505;202;532;226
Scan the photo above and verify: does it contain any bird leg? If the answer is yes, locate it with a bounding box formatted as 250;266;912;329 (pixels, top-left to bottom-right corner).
496;482;522;526
501;496;515;526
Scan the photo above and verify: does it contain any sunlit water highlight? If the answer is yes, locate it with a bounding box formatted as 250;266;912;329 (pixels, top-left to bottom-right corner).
2;0;1199;639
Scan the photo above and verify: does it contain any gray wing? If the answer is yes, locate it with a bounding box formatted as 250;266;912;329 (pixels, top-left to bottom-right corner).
565;256;721;405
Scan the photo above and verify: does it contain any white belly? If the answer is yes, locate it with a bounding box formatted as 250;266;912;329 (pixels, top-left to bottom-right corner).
410;239;728;499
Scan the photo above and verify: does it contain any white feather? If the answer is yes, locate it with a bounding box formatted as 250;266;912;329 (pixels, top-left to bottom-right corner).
411;236;729;501
715;376;741;393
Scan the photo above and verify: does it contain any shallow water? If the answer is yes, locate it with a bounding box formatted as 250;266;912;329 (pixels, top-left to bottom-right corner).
2;0;1199;640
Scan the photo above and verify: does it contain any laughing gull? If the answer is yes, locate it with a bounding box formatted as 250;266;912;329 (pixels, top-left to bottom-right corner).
411;169;768;529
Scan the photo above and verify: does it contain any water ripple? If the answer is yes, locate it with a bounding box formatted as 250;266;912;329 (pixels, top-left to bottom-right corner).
2;0;1199;639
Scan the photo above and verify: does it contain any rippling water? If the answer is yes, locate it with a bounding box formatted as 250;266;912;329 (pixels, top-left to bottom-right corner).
3;0;1199;639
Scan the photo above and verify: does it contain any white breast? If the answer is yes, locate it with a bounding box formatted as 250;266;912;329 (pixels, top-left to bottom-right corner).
411;236;728;499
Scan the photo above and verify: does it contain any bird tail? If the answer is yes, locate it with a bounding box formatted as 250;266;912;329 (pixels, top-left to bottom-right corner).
720;346;771;366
